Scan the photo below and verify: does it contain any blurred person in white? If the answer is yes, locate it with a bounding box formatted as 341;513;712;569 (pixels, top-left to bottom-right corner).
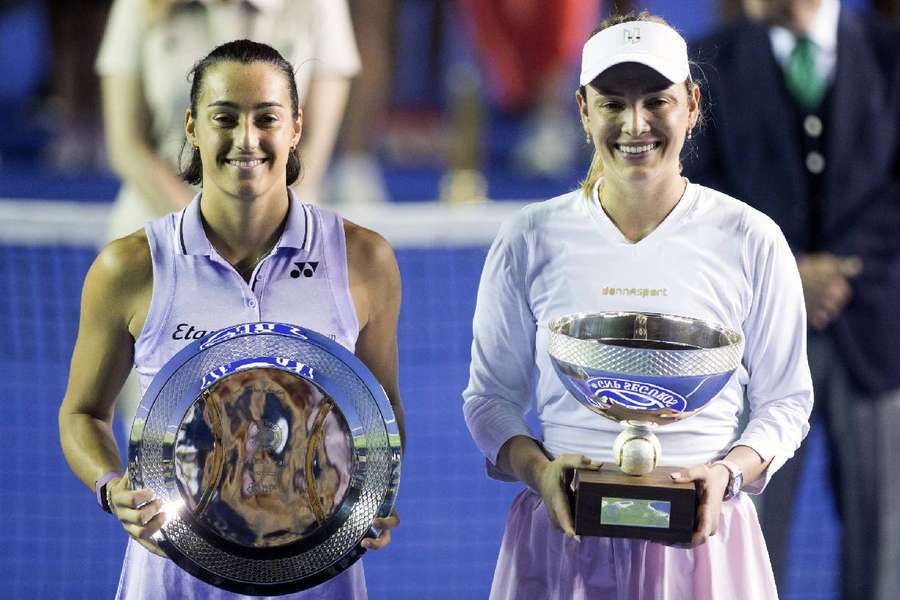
96;0;360;431
97;0;359;237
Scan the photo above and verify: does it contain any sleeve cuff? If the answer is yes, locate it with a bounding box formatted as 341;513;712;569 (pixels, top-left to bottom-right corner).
463;396;534;480
727;439;783;495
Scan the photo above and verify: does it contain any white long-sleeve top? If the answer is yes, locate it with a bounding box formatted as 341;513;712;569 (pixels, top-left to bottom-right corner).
463;181;813;493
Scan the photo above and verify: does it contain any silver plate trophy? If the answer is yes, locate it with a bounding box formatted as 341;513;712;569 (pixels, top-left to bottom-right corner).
128;322;401;595
548;312;742;543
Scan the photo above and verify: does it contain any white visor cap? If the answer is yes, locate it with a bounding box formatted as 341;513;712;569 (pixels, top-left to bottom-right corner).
580;21;690;87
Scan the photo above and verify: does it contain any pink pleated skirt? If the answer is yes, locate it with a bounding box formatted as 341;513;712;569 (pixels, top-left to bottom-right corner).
490;488;778;600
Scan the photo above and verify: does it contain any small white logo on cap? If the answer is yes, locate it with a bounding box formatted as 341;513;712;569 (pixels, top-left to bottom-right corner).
623;27;641;44
580;21;689;86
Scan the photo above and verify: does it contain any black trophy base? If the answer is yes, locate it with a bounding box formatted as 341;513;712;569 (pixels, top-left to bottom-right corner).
571;465;696;544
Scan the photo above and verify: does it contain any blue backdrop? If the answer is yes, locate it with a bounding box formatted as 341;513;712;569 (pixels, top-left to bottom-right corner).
0;242;839;599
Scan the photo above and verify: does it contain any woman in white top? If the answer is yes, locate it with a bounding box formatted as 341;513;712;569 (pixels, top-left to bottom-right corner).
463;12;813;599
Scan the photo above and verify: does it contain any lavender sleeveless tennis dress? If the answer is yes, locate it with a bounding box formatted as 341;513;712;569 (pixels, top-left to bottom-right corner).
115;192;366;600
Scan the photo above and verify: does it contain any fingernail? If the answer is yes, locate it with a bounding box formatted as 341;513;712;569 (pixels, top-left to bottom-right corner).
574;535;582;543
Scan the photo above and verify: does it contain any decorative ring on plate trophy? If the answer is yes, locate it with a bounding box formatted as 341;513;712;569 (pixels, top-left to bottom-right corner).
128;322;402;595
548;312;742;543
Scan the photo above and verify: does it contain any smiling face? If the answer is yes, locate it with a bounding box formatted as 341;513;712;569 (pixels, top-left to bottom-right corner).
185;60;302;202
578;62;699;189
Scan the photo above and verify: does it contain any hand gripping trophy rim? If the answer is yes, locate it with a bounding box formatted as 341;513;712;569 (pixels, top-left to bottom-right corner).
548;311;743;475
128;322;402;596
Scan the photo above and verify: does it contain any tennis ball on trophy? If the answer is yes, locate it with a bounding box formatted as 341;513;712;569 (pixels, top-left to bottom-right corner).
613;429;661;476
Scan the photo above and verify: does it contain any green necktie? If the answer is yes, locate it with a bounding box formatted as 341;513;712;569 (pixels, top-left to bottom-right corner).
785;37;825;110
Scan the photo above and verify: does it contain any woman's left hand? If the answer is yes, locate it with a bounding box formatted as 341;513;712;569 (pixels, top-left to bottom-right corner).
361;512;400;550
669;464;731;547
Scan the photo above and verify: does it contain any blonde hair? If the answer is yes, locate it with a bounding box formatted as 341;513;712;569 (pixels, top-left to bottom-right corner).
578;12;700;195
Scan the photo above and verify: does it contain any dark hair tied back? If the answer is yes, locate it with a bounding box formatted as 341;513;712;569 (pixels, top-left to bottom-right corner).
180;39;302;186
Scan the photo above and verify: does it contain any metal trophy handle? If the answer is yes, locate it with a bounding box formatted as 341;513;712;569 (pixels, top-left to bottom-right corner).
548;312;742;543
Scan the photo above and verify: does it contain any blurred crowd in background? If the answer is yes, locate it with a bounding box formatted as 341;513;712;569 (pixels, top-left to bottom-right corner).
3;0;603;205
1;0;892;207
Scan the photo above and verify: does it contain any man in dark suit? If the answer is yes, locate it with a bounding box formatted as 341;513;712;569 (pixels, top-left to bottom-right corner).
684;1;900;598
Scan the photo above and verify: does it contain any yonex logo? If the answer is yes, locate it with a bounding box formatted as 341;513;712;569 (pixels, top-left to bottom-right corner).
290;261;319;278
623;27;641;44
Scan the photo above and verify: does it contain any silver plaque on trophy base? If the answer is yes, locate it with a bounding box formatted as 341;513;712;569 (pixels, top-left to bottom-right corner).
548;312;742;543
129;322;401;595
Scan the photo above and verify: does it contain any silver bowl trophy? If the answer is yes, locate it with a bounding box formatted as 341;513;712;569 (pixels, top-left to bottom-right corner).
128;322;402;595
548;312;742;543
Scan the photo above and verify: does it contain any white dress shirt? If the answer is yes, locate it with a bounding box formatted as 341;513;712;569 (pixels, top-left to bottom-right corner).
769;0;840;84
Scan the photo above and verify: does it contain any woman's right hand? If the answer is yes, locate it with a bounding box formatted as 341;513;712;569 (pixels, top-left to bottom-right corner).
532;454;601;540
107;472;167;557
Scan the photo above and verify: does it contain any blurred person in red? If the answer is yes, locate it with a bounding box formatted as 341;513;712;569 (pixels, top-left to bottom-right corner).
458;0;603;178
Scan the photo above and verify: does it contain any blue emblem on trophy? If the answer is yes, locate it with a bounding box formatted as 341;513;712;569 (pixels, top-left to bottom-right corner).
584;377;689;412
